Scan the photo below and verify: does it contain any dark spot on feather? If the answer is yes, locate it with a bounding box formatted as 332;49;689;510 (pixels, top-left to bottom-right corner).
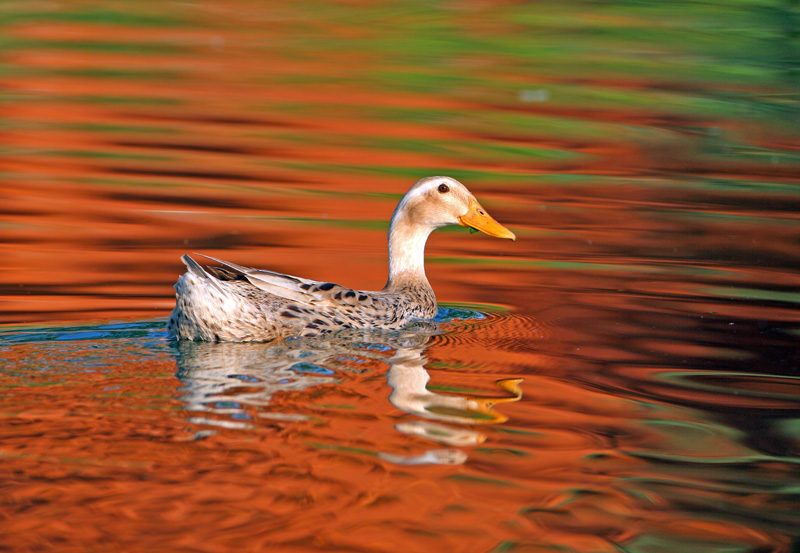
334;292;342;300
358;294;367;301
281;310;298;318
313;319;327;325
300;283;311;290
305;324;319;330
318;282;335;291
345;291;356;298
287;305;303;312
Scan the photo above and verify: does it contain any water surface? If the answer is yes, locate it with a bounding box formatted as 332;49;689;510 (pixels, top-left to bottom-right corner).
2;1;799;552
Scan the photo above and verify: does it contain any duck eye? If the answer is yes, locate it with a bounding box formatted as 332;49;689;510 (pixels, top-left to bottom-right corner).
438;183;450;193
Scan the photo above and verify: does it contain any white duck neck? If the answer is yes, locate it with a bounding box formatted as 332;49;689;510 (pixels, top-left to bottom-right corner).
384;210;434;291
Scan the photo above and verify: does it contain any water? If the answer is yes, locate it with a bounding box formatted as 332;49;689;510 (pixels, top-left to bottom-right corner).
2;1;800;551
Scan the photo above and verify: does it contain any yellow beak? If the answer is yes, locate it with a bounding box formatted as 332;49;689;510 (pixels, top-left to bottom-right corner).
457;197;516;241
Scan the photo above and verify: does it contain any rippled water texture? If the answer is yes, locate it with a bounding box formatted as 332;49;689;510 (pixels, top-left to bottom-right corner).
2;1;800;552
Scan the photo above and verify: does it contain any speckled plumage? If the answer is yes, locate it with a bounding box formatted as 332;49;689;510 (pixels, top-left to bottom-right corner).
167;176;515;342
167;255;436;341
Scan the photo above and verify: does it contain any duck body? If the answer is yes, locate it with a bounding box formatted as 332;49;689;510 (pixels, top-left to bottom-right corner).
167;255;437;342
167;176;515;342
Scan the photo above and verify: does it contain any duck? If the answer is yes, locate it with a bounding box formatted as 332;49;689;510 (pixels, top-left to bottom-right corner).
167;176;515;342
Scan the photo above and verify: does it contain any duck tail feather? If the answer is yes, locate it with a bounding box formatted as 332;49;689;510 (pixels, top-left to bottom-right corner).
194;253;251;275
182;254;208;276
181;254;226;292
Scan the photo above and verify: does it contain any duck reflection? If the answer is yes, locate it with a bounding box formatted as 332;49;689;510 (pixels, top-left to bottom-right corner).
173;322;522;464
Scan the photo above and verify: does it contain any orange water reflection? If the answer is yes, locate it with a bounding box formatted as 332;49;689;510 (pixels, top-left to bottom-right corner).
2;316;794;552
2;1;800;552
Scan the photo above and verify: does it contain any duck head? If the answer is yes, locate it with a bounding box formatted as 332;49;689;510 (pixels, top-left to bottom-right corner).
385;176;516;290
392;176;516;240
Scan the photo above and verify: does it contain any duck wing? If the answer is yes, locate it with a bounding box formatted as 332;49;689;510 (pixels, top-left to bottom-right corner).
194;254;376;309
